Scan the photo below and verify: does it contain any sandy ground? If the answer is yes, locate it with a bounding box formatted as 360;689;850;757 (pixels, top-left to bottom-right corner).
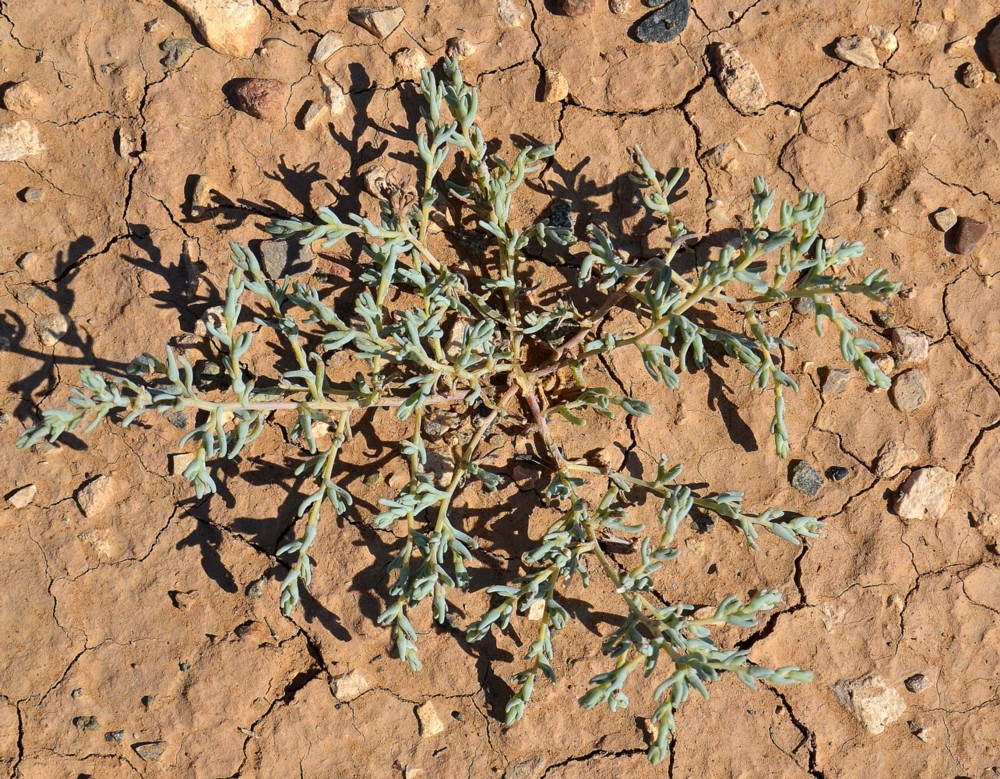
2;0;1000;777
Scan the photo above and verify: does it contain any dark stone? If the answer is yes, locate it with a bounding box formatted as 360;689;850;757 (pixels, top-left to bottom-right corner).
549;199;575;231
904;673;931;693
792;296;817;315
790;461;824;497
952;217;990;255
827;466;850;481
105;730;125;743
635;0;689;43
246;577;267;599
73;715;99;731
134;741;167;762
160;37;195;69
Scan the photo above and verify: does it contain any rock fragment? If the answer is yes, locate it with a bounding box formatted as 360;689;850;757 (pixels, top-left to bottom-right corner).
957;61;986;89
392;48;428;80
134;741;167;762
319;73;348;115
890;369;928;412
889;328;928;365
76;475;112;517
910;21;938;42
541;68;569;102
892;127;913;149
446;37;476;59
868;24;897;54
312;32;343;64
331;670;370;699
273;0;300;14
908;720;932;742
415;701;445;736
169;452;196;476
259;239;315;279
73;715;99;731
636;0;690;44
821;367;852;395
827;466;849;481
232;78;289;121
497;0;525;27
35;314;69;346
929;207;956;232
904;673;931;693
834;673;906;734
989;25;1000;74
0;120;44;161
171;0;269;58
6;484;37;509
348;6;405;39
609;0;629;12
712;43;768;116
21;187;44;204
299;100;327;131
833;35;881;69
3;81;41;114
526;599;546;620
160;37;196;69
875;441;917;479
953;217;990;255
790;461;824;497
557;0;594;16
894;467;955;520
189;175;213;216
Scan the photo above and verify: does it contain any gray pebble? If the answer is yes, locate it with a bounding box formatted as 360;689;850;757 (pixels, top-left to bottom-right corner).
105;730;125;743
247;577;267;599
21;187;44;204
930;207;957;232
635;0;689;43
821;368;852;395
260;239;315;279
904;673;931;693
73;715;99;731
549;199;575;231
160;38;195;70
791;461;824;497
792;296;816;315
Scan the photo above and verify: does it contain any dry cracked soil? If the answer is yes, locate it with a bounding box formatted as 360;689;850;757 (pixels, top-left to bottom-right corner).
2;0;1000;777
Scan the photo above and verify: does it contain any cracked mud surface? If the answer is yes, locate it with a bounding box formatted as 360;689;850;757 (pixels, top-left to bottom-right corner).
2;1;1000;777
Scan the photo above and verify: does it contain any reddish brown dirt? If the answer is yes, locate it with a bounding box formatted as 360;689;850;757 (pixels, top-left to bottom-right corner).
2;1;999;777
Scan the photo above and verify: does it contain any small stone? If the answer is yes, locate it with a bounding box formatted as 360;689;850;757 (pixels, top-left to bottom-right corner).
907;720;932;743
415;701;445;737
179;662;190;671
504;757;546;779
360;163;389;198
348;6;405;39
232;78;290;122
636;0;690;45
299;100;328;131
73;715;99;732
134;741;167;762
894;466;955;520
312;32;344;64
6;484;37;509
3;81;41;114
868;25;897;53
609;0;629;13
0;120;44;161
445;37;476;59
712;43;768;116
833;35;881;69
910;21;938;43
21;187;44;204
791;461;824;498
945;35;973;54
259;239;315;279
71;688;84;699
957;61;986;89
76;475;112;517
904;673;931;693
114;127;135;159
190;175;213;217
105;730;125;743
930;207;957;232
890;369;928;412
526;599;546;620
549;199;575;230
872;353;895;377
833;673;906;734
246;577;267;599
792;296;816;315
874;441;916;479
953;217;990;255
318;72;347;115
541;68;569;102
169;452;195;477
822;367;852;395
892;127;913;149
827;466;850;481
171;0;269;57
35;314;69;346
497;0;525;26
872;309;895;329
331;670;370;699
405;769;426;779
701;142;734;170
557;0;594;16
890;328;929;365
857;186;875;216
273;0;300;14
159;37;195;69
392;48;428;81
170;590;199;610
